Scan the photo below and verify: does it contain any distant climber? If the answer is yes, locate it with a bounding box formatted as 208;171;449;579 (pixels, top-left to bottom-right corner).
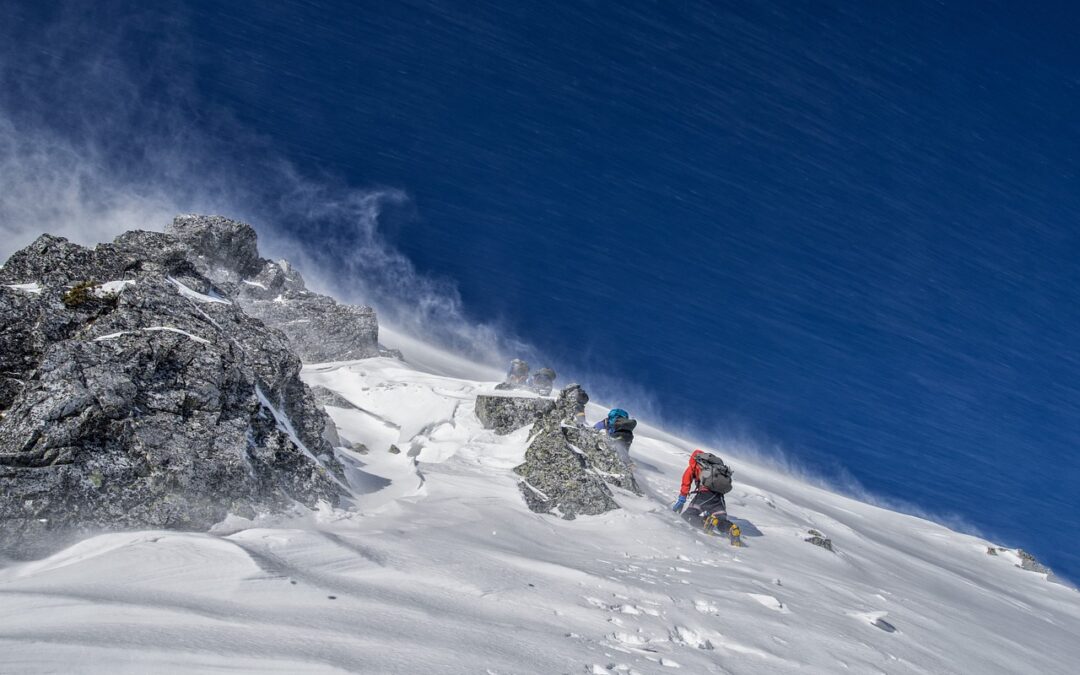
595;408;637;460
495;359;530;391
527;367;556;396
672;449;741;545
568;385;589;426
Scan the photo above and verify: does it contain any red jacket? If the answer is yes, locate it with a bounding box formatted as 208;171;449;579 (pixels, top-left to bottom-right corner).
680;449;706;497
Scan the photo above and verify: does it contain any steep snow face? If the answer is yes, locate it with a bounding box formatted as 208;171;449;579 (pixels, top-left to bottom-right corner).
1;355;1078;674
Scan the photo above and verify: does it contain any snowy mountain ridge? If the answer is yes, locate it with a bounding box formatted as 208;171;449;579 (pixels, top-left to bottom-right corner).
1;217;1078;673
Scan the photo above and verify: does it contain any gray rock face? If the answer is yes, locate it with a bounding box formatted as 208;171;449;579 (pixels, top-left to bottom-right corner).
166;215;263;279
474;394;555;435
165;215;387;362
514;385;640;519
1017;549;1054;577
0;232;193;292
0;230;350;559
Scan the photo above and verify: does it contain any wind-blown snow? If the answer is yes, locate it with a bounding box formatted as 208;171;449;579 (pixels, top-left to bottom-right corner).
93;326;211;344
1;347;1077;674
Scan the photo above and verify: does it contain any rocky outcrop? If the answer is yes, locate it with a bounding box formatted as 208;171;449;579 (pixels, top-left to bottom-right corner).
1017;549;1054;577
165;215;389;362
0;229;351;559
805;529;835;552
514;385;640;519
166;215;264;279
474;393;555;435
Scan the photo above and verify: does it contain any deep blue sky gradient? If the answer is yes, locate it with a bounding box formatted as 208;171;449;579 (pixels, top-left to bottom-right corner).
6;1;1080;579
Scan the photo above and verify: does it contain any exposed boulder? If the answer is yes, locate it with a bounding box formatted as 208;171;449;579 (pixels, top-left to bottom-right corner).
474;393;555;435
167;215;263;279
804;529;835;552
514;385;640;519
165;215;389;362
0;234;349;559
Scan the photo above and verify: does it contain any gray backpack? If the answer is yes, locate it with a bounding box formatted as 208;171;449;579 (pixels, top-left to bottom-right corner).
695;453;733;494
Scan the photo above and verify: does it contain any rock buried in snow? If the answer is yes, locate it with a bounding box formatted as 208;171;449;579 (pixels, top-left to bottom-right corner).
474;393;555;435
873;618;897;633
514;385;640;519
805;529;835;552
309;385;359;410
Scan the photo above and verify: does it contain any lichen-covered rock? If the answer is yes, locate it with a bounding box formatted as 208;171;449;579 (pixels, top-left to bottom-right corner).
513;385;640;519
474;393;555;435
0;233;350;559
164;215;388;362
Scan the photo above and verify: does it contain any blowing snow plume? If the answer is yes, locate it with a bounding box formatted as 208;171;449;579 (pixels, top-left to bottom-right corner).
1;2;876;496
0;1;523;367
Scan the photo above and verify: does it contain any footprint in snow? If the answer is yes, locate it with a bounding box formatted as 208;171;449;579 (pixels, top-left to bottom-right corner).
588;664;643;675
610;631;654;648
693;600;721;615
670;626;713;650
747;593;789;612
585;595;661;620
850;610;898;633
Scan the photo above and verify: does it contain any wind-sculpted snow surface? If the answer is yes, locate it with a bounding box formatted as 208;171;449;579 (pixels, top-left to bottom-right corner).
1;351;1077;673
0;230;348;557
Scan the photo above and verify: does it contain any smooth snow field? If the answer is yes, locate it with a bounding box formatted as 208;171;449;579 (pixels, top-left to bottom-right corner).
2;344;1078;674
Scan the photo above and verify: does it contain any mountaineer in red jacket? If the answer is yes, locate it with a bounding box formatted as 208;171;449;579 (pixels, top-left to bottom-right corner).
672;449;740;542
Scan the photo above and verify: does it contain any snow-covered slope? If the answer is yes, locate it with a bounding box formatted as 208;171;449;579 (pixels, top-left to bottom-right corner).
2;341;1078;674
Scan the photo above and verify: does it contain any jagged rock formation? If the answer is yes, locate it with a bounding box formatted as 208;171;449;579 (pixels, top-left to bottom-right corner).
474;393;555;435
514;385;640;519
165;215;392;362
1017;549;1054;577
0;225;354;558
